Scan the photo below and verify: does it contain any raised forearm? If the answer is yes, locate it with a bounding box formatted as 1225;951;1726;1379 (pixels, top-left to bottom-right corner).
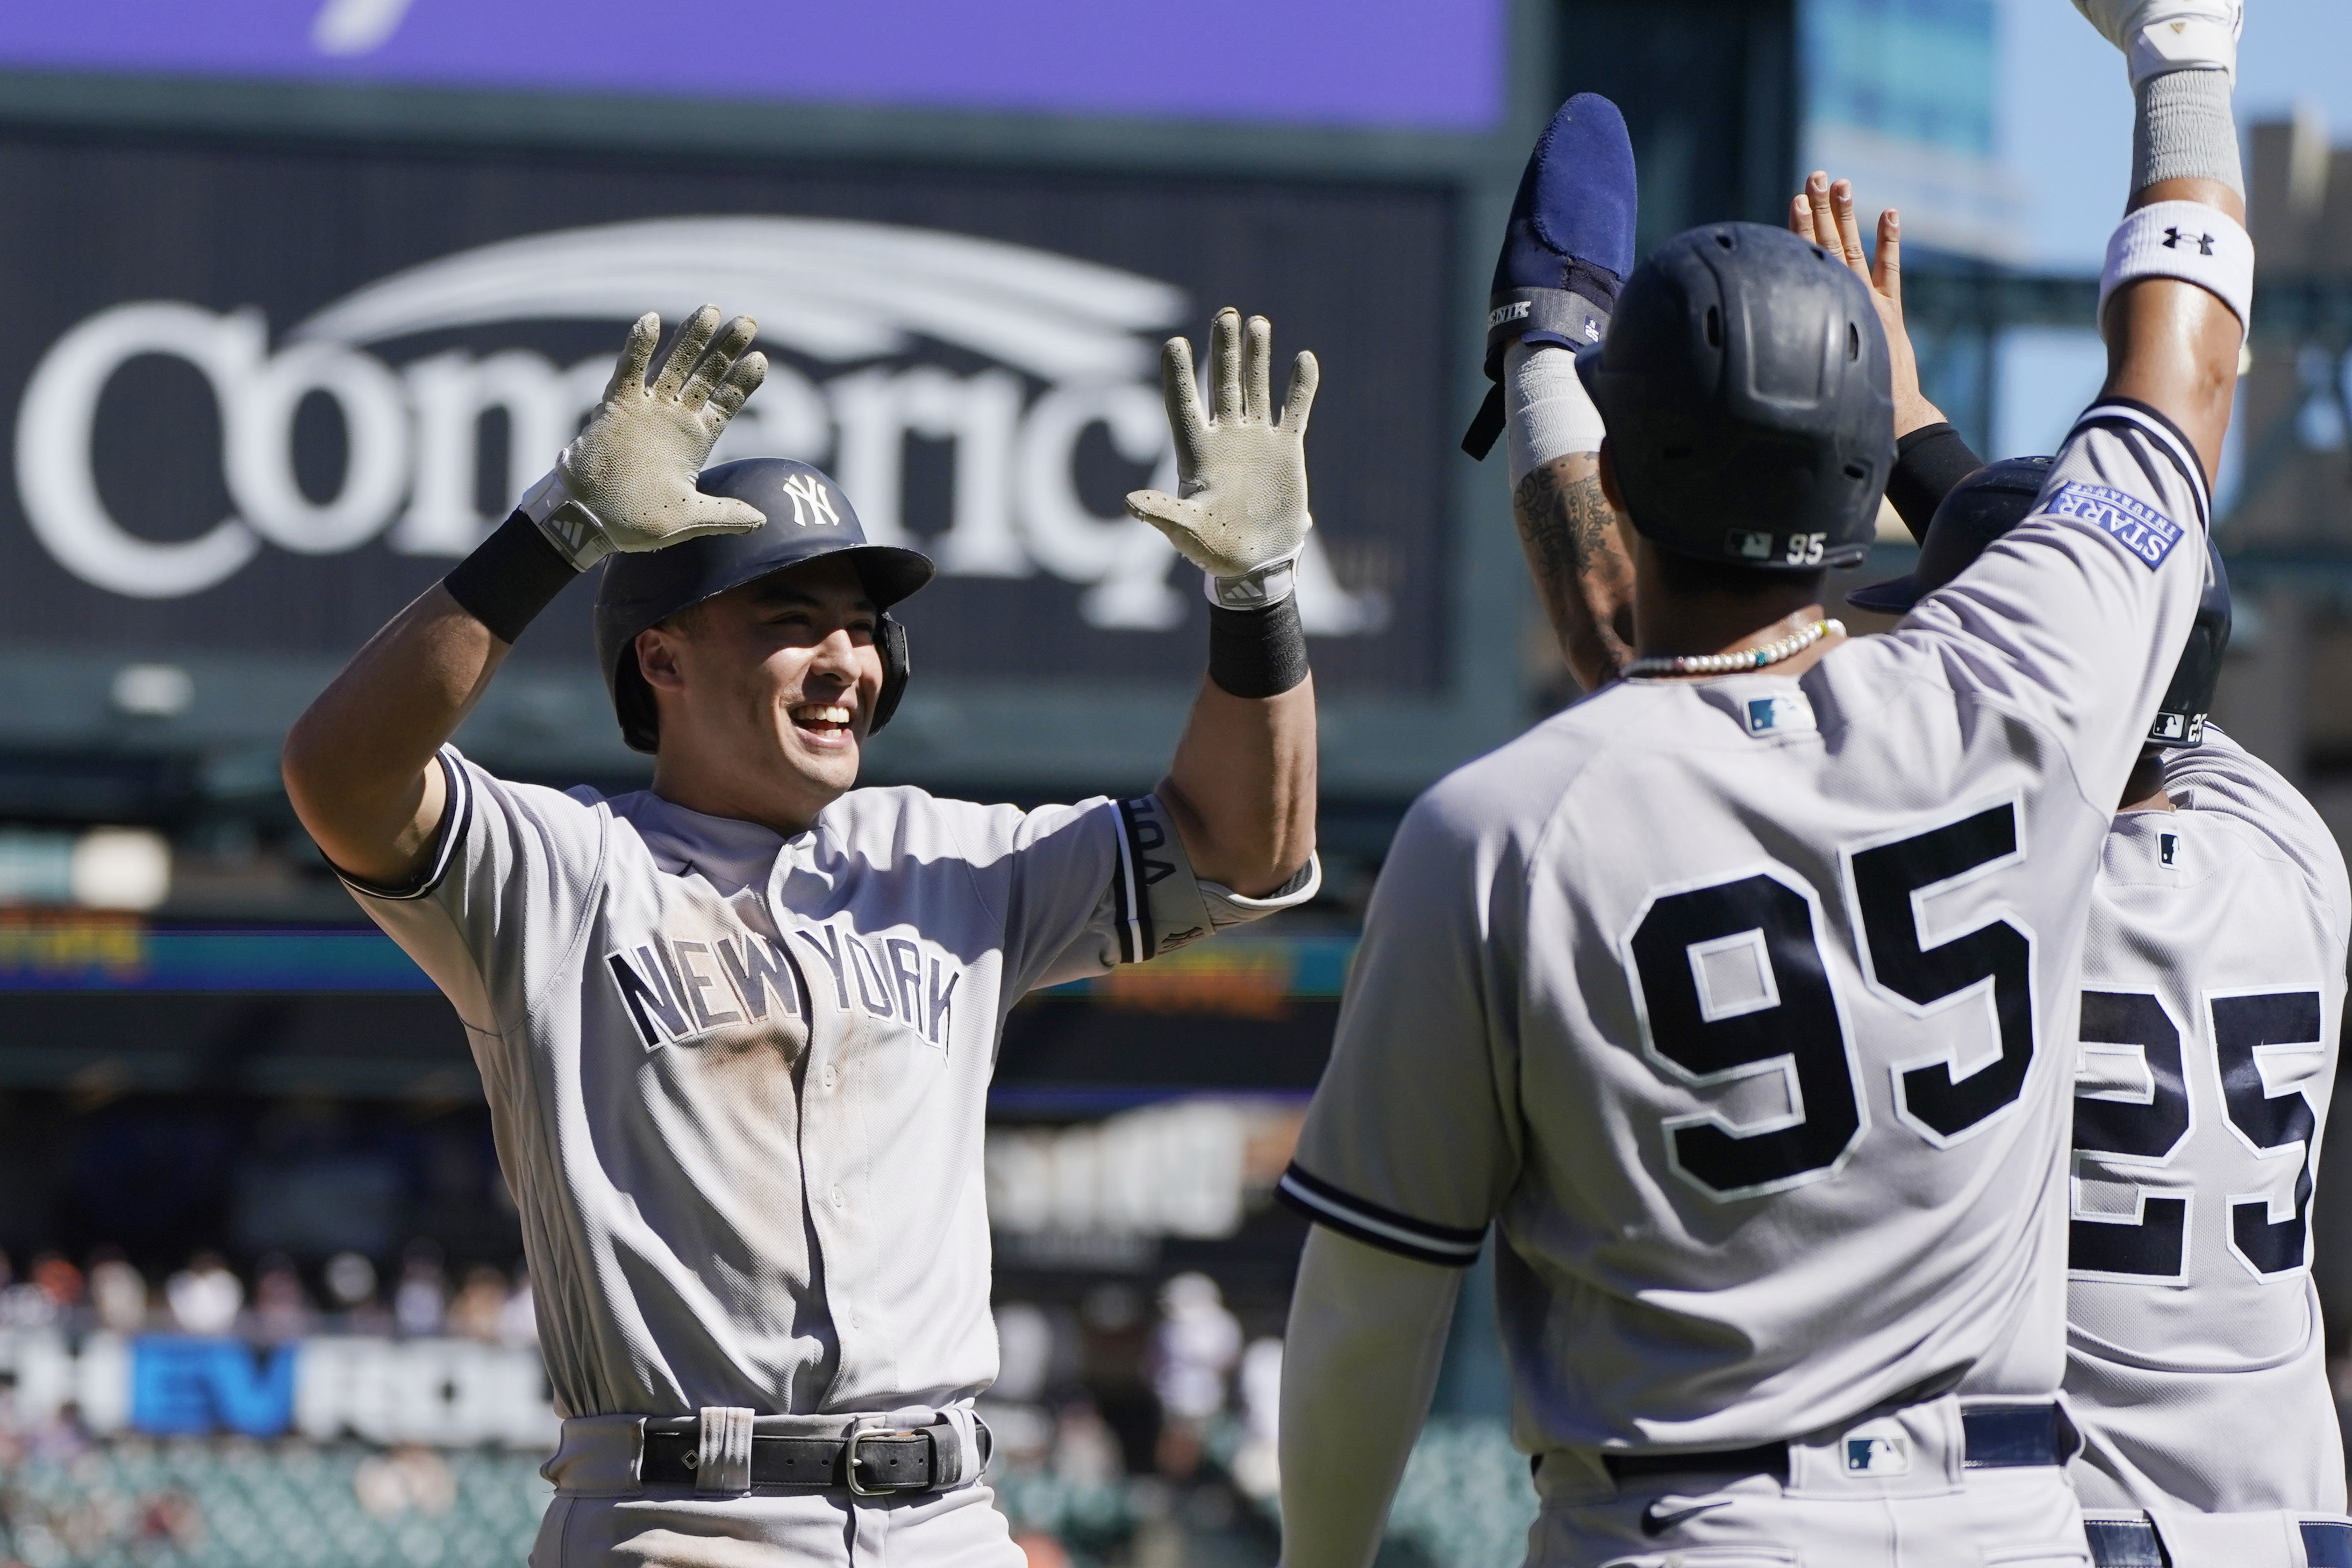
284;304;769;887
282;585;507;885
2103;177;2246;483
1278;1228;1462;1568
1513;453;1635;691
1161;673;1316;898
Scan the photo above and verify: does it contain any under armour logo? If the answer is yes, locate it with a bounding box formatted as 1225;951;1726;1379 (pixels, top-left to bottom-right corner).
2161;226;2216;256
778;472;841;527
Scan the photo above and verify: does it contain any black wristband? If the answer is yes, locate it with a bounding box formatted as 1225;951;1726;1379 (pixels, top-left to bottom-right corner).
1884;423;1984;542
1209;597;1309;699
441;511;582;644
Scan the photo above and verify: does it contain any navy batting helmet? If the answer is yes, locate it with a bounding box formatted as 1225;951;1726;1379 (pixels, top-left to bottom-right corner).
1577;222;1893;572
1846;459;2231;748
1845;456;2054;615
592;458;934;754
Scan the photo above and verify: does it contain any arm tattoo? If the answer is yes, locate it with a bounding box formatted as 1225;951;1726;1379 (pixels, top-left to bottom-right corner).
1514;464;1615;581
1514;461;1636;690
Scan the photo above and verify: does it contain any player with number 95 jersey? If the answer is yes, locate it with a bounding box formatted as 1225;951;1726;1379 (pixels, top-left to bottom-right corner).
1270;6;2255;1559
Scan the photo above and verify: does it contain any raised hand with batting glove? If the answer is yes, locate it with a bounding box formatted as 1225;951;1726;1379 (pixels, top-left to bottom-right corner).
519;303;770;569
1126;306;1319;611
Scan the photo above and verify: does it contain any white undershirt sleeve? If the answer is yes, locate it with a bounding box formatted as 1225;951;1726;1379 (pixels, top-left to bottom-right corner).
1277;1227;1464;1568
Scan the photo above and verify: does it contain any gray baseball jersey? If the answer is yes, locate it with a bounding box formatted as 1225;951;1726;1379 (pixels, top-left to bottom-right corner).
2067;724;2350;1519
1282;402;2211;1454
344;756;1316;1421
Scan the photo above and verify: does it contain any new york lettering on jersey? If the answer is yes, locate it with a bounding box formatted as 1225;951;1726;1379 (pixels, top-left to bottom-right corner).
605;925;960;1052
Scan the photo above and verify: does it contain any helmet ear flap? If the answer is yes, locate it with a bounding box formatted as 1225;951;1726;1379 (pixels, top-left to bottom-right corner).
870;614;912;735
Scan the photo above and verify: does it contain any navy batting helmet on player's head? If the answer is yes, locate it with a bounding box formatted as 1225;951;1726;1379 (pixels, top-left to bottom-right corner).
1845;456;2054;617
1578;222;1893;573
593;458;935;755
1847;459;2232;749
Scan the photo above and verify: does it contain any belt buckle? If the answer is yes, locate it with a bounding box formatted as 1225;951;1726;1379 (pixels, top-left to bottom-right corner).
844;1427;921;1497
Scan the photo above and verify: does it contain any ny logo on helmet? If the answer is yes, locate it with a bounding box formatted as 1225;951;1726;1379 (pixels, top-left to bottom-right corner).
780;472;841;528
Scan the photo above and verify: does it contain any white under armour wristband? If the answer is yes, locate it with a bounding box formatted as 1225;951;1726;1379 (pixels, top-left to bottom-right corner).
1504;340;1607;490
2098;201;2253;336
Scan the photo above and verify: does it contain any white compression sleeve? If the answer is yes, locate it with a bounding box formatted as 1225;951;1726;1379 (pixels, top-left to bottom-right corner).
1277;1227;1463;1568
1505;340;1606;490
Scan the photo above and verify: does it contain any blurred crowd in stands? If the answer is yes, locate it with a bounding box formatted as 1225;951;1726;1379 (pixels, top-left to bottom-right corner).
981;1273;1284;1568
0;1249;1292;1568
0;1245;537;1346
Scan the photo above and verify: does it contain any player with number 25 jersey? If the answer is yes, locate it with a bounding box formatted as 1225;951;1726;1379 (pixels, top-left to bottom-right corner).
2068;725;2351;1561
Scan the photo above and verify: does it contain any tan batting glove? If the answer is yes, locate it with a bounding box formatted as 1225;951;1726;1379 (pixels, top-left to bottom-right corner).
1125;307;1319;610
519;304;769;569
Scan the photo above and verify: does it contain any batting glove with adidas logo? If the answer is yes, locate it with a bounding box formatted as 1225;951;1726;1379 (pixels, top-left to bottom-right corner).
520;304;769;569
1125;307;1319;611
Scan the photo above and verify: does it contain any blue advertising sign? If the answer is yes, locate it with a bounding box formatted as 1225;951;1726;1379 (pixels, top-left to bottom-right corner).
0;1;1505;131
129;1337;299;1437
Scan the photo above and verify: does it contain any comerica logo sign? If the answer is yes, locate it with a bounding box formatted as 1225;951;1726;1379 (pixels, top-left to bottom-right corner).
12;216;1380;634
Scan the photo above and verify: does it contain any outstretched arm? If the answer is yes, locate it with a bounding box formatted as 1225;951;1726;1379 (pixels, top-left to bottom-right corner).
1131;309;1318;897
1514;452;1634;689
1277;1228;1462;1568
2100;174;2244;481
2077;0;2248;479
284;589;507;887
283;306;767;886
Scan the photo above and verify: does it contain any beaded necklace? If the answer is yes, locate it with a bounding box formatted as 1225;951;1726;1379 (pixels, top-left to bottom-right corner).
1623;618;1843;681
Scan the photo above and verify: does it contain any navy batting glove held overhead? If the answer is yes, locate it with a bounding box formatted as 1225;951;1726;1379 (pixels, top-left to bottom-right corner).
1464;93;1638;459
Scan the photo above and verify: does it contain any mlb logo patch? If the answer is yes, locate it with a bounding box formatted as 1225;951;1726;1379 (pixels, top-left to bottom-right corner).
1743;696;1815;736
1843;1435;1910;1476
1727;529;1774;560
2043;481;2183;571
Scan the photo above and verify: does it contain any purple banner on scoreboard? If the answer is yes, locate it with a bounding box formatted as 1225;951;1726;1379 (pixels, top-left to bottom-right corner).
0;0;1506;131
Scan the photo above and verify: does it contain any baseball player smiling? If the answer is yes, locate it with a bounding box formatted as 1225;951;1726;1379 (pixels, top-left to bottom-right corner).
282;301;1322;1567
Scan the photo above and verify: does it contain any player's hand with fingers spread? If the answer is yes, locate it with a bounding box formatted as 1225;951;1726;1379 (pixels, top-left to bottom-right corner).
1788;172;1944;439
1126;307;1318;609
522;304;770;569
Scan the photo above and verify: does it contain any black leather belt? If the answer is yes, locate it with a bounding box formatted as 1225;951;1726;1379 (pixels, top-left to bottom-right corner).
2085;1516;2352;1568
2306;1522;2352;1568
1604;1402;2075;1484
639;1418;989;1495
2082;1518;2165;1568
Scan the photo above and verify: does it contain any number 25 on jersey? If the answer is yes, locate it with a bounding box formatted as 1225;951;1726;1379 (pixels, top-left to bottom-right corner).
2070;987;2324;1283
